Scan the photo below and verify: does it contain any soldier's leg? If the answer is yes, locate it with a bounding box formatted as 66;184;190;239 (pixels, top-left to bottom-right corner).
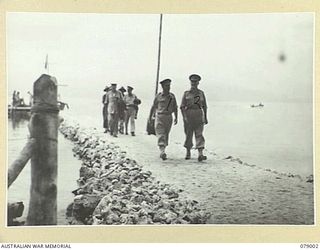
135;106;139;119
119;118;124;134
184;123;193;159
113;113;119;137
124;110;129;135
194;124;205;149
183;122;194;149
130;108;136;135
195;124;206;161
103;106;108;132
106;112;109;131
164;115;173;147
108;113;114;135
155;115;167;160
155;115;166;148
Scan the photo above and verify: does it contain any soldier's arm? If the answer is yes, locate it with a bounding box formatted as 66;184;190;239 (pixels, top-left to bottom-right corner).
104;93;109;105
172;95;178;125
180;92;187;121
202;92;208;124
119;91;123;100
149;96;157;121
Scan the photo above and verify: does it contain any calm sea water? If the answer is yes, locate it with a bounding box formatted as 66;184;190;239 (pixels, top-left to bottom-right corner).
63;97;313;177
7;118;80;224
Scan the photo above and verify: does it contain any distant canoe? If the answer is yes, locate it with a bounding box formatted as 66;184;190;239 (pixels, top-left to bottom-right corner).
250;103;264;108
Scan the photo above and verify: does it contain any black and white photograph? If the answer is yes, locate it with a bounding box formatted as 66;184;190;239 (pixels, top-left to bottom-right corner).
6;12;314;226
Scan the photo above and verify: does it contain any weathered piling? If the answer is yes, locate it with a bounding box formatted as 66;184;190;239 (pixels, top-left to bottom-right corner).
8;138;35;188
26;74;59;226
7;202;24;226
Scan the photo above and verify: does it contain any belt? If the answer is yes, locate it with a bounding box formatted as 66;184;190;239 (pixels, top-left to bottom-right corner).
156;112;171;115
186;106;202;110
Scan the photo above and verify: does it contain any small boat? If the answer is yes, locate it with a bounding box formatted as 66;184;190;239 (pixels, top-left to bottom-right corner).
250;103;264;108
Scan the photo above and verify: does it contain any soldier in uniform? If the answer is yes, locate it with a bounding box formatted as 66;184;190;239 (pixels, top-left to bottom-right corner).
148;79;178;160
118;86;127;134
104;83;123;137
180;74;208;161
102;86;110;133
124;86;138;136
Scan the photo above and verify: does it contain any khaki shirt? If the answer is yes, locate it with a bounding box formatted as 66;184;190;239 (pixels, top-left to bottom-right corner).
153;92;177;115
124;93;137;106
105;90;122;114
180;89;207;110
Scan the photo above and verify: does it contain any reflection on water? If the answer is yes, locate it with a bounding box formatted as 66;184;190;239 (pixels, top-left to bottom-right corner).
9;112;31;130
8;115;81;225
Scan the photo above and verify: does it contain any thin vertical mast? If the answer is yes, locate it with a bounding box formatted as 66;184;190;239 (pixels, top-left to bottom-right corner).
155;14;163;95
44;54;49;74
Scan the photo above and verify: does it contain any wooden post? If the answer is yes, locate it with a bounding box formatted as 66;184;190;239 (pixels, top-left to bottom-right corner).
8;138;35;188
8;202;24;226
155;14;163;95
26;74;59;226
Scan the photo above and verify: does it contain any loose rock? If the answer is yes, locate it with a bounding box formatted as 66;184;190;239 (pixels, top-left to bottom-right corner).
60;120;211;225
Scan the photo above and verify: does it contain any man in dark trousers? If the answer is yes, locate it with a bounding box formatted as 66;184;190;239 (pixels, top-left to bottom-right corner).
102;86;109;133
118;86;127;134
180;74;208;161
148;79;178;160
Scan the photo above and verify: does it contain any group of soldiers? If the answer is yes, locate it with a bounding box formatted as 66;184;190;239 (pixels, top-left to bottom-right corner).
102;73;208;162
102;84;141;137
149;74;208;162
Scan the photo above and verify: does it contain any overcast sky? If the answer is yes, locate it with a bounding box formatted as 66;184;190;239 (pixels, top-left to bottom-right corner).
6;12;314;103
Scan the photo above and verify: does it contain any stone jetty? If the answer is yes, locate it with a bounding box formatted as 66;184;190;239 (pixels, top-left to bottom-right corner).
59;121;211;225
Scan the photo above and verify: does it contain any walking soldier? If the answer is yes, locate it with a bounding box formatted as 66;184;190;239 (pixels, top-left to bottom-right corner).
102;86;110;133
180;74;208;161
104;83;123;137
118;86;127;134
124;86;138;136
149;78;178;160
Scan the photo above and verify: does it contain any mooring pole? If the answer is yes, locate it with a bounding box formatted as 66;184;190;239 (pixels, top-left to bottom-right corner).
26;74;59;225
155;14;163;95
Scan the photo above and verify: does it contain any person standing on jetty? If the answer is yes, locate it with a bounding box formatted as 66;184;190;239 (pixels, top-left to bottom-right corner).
124;86;139;136
104;83;123;137
118;86;127;134
149;79;178;160
12;90;17;107
102;86;110;133
180;74;208;162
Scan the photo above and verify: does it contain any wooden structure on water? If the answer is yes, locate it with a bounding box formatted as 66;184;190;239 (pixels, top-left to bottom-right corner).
8;74;59;226
8;106;31;120
8;106;31;112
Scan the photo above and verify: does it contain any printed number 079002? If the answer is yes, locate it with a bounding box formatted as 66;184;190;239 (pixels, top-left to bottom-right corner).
300;244;319;248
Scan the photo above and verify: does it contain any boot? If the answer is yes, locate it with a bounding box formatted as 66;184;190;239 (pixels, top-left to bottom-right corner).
198;148;207;162
185;149;191;160
159;147;167;160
